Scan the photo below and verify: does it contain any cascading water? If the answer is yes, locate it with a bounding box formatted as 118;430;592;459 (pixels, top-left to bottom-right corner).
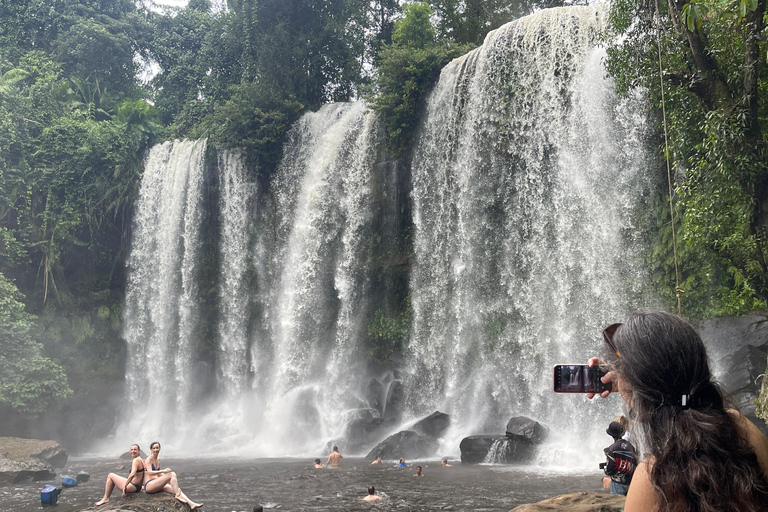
119;103;380;455
116;5;655;462
122;139;207;441
406;4;656;459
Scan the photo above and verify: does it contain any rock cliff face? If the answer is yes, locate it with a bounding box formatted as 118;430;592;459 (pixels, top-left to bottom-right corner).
0;437;67;486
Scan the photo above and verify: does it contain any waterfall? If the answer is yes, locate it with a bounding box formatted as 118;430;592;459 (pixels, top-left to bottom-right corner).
406;4;654;456
122;139;207;440
217;150;255;396
119;104;380;455
117;5;654;461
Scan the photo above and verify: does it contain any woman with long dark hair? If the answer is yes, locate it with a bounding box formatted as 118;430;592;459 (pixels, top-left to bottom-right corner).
590;311;768;512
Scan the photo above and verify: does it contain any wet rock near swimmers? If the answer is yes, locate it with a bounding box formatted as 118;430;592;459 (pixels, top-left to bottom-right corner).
508;492;626;512
0;437;67;486
366;430;439;460
461;417;550;464
81;491;195;511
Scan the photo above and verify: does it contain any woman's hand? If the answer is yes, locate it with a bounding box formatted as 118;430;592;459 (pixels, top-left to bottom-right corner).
587;357;617;399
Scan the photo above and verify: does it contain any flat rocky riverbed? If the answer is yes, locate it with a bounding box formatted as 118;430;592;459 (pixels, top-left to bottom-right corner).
0;457;606;511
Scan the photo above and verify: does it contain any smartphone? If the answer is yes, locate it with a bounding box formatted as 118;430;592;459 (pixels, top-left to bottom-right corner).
553;364;611;393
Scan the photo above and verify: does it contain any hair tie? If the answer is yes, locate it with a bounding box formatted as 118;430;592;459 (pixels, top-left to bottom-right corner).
679;393;703;409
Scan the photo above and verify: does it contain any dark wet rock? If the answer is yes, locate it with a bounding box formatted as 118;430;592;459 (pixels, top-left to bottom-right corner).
459;435;537;464
695;314;768;362
410;411;450;438
720;342;767;395
383;380;404;422
366;430;439;460
80;492;196;511
365;378;385;414
505;417;550;444
0;437;67;486
345;416;388;454
508;492;625;511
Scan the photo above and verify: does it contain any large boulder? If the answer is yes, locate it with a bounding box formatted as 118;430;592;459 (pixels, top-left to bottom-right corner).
410;411;450;438
343;408;389;454
509;492;625;512
0;457;56;485
366;430;439;460
505;417;549;444
0;437;67;486
81;491;195;511
459;435;537;464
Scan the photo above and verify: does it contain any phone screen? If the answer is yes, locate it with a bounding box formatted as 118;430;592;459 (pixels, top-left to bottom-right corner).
553;364;611;393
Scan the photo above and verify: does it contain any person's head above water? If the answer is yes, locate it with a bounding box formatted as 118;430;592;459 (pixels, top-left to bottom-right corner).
368;486;375;495
333;446;339;452
314;458;321;464
150;441;160;450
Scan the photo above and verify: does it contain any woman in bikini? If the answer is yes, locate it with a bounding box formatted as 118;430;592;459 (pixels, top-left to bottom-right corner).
143;441;203;510
95;443;145;506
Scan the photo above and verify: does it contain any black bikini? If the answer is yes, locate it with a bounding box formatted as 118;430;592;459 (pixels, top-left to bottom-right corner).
125;464;145;493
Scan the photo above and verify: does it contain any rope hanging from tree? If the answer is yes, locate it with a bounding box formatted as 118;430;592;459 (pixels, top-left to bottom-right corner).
654;0;684;316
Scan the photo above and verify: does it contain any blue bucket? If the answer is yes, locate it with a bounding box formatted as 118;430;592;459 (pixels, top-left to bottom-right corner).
41;485;62;505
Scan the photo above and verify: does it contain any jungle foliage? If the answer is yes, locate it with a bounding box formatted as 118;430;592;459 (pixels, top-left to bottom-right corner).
0;0;548;420
605;0;768;316
2;0;767;421
603;0;768;414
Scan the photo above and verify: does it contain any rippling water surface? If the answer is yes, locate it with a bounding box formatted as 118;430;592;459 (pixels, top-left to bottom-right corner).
0;458;605;511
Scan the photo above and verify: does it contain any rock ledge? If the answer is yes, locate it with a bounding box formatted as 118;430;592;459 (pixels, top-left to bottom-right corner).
80;492;194;511
509;492;625;512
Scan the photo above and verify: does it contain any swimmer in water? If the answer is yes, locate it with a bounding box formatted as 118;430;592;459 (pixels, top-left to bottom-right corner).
371;456;382;465
326;446;343;466
398;458;406;467
363;485;382;501
441;457;452;467
313;458;324;468
414;466;424;477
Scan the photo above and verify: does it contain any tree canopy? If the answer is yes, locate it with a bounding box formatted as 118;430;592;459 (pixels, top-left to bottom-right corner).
2;0;767;424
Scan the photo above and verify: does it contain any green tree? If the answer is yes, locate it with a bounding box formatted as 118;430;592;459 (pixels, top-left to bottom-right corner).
605;0;768;309
373;2;471;156
604;0;768;420
0;272;72;415
144;2;213;127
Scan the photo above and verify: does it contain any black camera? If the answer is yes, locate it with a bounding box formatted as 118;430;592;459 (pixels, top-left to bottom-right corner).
599;462;607;470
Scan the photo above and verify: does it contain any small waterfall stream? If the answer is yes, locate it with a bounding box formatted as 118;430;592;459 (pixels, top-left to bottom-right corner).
117;6;655;461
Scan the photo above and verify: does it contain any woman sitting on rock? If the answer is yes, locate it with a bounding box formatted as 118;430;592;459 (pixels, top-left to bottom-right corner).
95;443;144;506
144;441;203;510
